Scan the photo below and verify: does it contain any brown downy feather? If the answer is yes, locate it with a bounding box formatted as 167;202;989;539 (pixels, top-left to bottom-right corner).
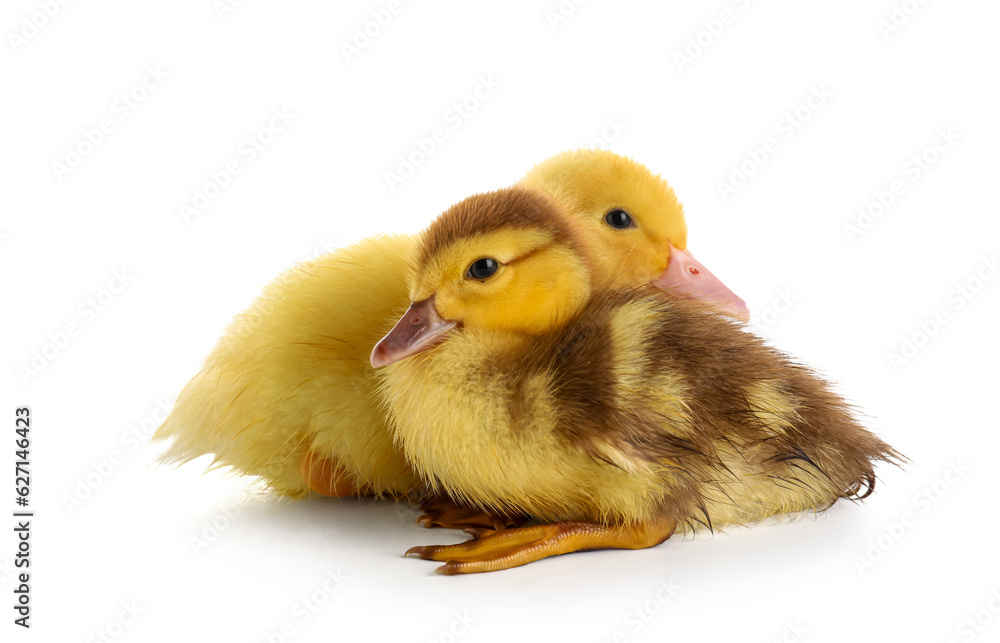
531;288;903;530
418;188;586;267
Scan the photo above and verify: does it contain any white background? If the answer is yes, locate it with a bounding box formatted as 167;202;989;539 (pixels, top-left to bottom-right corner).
2;1;999;641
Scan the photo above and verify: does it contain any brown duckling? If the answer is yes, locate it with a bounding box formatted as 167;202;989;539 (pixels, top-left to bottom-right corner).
372;186;902;574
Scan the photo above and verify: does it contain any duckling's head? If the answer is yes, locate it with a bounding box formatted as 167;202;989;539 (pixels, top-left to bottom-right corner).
371;187;591;367
523;148;748;321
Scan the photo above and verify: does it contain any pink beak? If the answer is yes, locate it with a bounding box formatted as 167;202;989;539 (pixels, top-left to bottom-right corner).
653;243;749;322
371;297;458;368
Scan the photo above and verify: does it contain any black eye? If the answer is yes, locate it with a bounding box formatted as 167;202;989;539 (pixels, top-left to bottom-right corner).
467;257;499;280
604;209;634;230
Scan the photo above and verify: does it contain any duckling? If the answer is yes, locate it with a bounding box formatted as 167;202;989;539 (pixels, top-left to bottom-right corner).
371;186;902;574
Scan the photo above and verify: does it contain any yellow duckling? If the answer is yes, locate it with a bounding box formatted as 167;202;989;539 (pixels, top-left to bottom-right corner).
154;150;747;512
372;186;901;574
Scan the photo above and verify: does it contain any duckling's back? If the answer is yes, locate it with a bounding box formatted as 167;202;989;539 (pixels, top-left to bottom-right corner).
155;234;421;496
584;290;901;530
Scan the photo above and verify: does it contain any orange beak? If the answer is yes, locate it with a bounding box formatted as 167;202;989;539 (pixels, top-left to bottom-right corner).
653;243;749;322
371;296;458;368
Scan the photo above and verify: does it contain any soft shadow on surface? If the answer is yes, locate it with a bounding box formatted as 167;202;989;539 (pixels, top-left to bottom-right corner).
125;460;920;643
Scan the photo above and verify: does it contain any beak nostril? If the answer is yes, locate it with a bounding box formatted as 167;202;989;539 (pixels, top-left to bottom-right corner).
688;267;700;275
371;296;457;368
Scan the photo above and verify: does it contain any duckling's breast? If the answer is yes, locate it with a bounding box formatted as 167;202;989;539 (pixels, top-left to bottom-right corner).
378;322;678;525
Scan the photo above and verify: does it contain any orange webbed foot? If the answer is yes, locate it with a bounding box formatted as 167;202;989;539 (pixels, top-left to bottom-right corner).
298;451;368;498
405;516;677;574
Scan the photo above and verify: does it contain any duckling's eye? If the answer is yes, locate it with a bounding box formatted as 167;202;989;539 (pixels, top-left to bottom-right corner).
604;208;635;230
466;257;499;280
